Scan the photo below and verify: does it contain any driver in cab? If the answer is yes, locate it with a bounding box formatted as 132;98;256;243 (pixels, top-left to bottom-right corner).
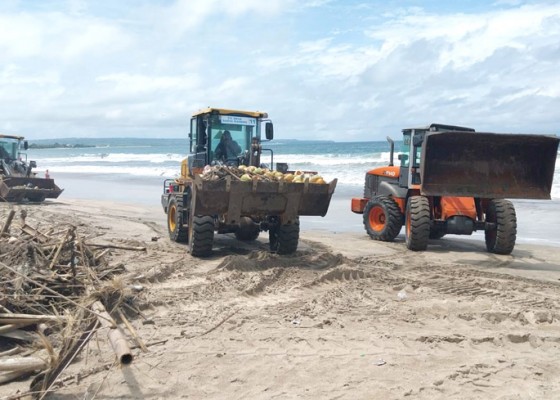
214;130;241;161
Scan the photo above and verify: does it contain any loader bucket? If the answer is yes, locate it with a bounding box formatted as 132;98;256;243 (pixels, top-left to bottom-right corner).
0;177;64;202
420;131;559;199
192;175;337;224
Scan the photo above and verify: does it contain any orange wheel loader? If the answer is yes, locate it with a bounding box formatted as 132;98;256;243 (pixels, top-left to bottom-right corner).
351;123;559;254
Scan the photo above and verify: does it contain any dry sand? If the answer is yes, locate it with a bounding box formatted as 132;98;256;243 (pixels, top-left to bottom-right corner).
2;198;560;399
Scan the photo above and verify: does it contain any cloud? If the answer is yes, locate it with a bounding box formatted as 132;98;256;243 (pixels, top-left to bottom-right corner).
0;1;559;140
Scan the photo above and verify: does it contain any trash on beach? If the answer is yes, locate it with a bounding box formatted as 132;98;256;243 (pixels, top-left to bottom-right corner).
397;290;408;300
0;209;147;397
375;359;387;366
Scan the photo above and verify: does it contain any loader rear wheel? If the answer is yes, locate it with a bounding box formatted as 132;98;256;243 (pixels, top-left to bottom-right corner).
363;196;403;241
189;216;214;257
485;199;516;255
269;219;299;255
405;196;430;251
167;197;188;243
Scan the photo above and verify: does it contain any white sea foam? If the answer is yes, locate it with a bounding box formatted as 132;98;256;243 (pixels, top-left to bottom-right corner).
33;152;185;164
39;165;180;178
33;151;560;200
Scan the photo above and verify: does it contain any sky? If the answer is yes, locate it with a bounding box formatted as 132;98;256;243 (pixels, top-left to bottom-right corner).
0;0;559;141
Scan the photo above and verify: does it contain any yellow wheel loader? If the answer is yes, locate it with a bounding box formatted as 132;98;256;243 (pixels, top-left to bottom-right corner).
161;108;337;257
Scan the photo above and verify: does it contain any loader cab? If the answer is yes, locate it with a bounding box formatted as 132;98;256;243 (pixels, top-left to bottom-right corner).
399;124;475;189
0;135;21;161
399;128;426;189
186;108;269;176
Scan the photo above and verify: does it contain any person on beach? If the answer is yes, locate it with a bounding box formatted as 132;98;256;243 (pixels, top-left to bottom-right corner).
214;130;241;161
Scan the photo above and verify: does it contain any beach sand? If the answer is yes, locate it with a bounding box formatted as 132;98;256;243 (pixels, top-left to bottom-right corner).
1;197;560;399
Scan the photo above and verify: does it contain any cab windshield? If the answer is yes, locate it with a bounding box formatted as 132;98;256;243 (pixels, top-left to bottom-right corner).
0;138;18;160
209;115;260;161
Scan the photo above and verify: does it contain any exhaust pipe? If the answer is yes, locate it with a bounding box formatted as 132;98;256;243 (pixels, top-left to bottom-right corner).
386;136;394;167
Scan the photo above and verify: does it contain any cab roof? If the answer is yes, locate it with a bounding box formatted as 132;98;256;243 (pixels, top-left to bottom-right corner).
0;134;24;140
192;107;268;118
403;123;475;132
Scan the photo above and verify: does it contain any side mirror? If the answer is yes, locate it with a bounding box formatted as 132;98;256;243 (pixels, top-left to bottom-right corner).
24;141;28;150
29;161;37;168
265;122;274;140
398;154;408;162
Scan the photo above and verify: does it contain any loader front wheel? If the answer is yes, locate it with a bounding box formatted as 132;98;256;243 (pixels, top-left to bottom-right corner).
485;199;516;255
405;196;430;251
189;216;214;257
269;219;299;255
363;196;403;241
167;197;188;243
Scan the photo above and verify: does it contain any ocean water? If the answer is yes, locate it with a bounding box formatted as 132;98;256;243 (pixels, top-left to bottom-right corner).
27;137;560;199
23;137;560;244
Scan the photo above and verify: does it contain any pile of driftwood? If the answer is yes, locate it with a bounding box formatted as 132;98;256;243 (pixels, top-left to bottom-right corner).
0;208;147;399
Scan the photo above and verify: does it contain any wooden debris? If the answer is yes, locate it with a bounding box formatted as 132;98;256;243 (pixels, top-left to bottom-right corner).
92;301;133;365
0;209;15;237
87;243;146;252
0;209;146;398
0;357;47;373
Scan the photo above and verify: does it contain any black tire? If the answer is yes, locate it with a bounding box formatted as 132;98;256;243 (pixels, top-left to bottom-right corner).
269;218;299;255
235;218;260;241
167;196;188;243
363;196;403;241
405;196;431;251
485;199;516;255
189;215;214;257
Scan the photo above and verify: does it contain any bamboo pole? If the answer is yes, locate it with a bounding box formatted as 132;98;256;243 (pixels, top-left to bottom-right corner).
87;243;146;252
0;313;65;322
0;370;32;385
0;209;16;237
0;323;30;334
91;301;133;365
0;357;47;372
117;308;147;352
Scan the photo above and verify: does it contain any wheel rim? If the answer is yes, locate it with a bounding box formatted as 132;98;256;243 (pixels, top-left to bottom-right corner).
168;205;176;232
368;206;386;232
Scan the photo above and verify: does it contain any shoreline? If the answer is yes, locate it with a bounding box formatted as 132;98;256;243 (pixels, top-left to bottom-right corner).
48;171;560;247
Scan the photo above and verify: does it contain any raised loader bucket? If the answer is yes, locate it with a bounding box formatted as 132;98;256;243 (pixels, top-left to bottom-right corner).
420;131;559;199
0;177;64;202
192;175;337;224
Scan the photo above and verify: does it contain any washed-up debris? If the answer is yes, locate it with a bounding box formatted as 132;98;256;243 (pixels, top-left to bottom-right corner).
0;207;146;398
200;165;328;184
